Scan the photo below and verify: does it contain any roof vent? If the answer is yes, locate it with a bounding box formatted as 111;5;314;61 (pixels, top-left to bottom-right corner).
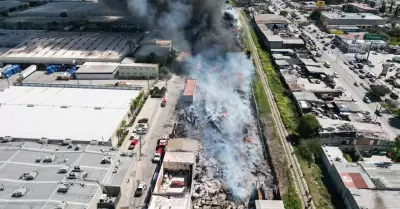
27;104;35;107
341;15;346;17
94;107;103;110
60;105;68;108
361;15;366;18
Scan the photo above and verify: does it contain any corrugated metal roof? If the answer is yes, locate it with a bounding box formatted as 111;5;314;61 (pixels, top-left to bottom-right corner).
183;79;196;96
255;200;285;209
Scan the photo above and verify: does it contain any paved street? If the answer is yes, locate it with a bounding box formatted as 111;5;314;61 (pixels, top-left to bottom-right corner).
115;75;184;209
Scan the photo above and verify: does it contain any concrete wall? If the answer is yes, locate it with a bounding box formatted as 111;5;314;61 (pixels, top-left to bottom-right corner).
76;73;115;80
118;65;158;79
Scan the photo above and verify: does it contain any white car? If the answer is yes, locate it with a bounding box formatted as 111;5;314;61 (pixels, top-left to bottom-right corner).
134;182;147;197
354;82;360;86
152;153;161;163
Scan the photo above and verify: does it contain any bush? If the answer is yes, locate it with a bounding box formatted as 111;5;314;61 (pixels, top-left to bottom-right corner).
297;114;321;139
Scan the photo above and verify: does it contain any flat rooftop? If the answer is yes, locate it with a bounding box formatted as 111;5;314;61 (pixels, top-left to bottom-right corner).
183;79;196;96
0;86;140;142
322;12;384;20
148;195;190;209
77;62;119;74
0;141;131;209
0;32;142;64
254;14;290;24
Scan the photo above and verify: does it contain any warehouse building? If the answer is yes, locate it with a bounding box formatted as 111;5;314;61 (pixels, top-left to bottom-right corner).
254;14;304;49
0;85;141;144
0;31;141;64
182;79;196;104
118;62;159;79
75;62;119;80
321;12;387;28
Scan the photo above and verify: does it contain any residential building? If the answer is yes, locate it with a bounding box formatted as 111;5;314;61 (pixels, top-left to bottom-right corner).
334;33;387;53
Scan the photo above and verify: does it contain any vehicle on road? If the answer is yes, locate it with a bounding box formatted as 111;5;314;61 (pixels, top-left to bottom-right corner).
152;148;163;163
354;82;360;86
323;61;330;68
323;47;327;51
129;139;139;150
375;110;382;117
359;69;365;74
135;123;148;135
134;182;147;197
330;45;336;49
161;97;167;107
359;74;366;79
130;133;139;141
390;92;399;100
363;97;371;103
369;78;376;83
349;66;355;71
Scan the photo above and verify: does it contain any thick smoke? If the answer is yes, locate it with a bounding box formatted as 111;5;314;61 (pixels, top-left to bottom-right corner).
101;0;267;200
100;0;237;52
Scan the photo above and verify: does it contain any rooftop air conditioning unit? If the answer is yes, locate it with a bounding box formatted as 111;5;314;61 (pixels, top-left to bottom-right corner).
60;105;68;108
361;15;366;18
27;104;35;107
94;107;102;110
341;15;345;17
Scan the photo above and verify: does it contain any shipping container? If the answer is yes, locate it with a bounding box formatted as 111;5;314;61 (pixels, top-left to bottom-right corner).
1;64;21;78
18;65;37;79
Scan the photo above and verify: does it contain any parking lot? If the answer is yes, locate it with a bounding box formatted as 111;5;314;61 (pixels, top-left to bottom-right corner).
0;141;132;209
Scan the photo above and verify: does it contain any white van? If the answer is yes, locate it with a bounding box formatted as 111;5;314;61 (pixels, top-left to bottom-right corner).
324;61;331;68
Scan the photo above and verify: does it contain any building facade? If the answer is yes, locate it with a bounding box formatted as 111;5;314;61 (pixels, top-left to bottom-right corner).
118;63;158;79
321;12;387;28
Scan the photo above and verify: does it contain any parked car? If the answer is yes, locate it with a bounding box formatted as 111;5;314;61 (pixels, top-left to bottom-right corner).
129;139;139;150
354;82;360;86
363;96;371;103
152;148;163;163
134;182;147;197
390;92;399;100
359;74;366;79
369;78;376;83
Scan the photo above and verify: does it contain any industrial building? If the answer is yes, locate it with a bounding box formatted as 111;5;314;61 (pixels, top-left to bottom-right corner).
344;3;378;14
9;2;123;17
75;61;159;80
182;79;196;104
148;139;198;209
254;14;304;50
333;33;387;53
75;62;119;80
321;146;400;209
255;200;285;209
321;12;387;28
0;31;141;64
0;85;141;144
134;38;172;65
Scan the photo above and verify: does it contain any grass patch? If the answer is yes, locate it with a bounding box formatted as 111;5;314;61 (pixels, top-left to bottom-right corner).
297;155;333;209
343;153;352;162
228;0;237;6
283;175;302;209
253;76;271;116
390;36;400;45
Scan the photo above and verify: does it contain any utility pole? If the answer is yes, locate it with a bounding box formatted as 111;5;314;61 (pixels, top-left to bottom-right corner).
139;134;142;161
147;76;149;90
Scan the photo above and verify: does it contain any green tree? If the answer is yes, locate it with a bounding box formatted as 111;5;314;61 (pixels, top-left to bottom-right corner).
309;10;321;21
394;5;400;18
279;10;288;17
366;84;390;101
379;1;387;13
391;136;400;161
390;0;395;12
121;120;127;128
297;114;321;139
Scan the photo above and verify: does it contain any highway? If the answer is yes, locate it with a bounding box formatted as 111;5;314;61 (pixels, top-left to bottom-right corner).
239;13;314;209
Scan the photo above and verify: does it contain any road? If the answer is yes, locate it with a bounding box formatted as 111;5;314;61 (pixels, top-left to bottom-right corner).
239;13;314;209
126;75;183;209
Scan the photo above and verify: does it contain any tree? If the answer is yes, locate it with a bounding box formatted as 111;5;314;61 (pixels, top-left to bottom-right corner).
279;10;288;17
379;1;386;13
390;0;395;12
394;5;400;18
296;139;322;164
309;10;321;21
121;120;127;128
297;114;321;139
391;136;400;162
369;1;376;8
367;84;390;101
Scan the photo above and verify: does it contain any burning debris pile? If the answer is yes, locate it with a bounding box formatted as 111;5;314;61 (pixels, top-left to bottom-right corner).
102;0;276;203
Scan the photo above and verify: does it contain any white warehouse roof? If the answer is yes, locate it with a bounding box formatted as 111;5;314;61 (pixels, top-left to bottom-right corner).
0;32;141;64
0;86;140;143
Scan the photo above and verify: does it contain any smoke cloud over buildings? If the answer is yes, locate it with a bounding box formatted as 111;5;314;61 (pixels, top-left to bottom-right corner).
101;0;271;201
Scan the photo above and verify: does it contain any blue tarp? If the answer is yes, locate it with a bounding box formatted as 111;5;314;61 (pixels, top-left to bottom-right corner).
46;65;61;75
